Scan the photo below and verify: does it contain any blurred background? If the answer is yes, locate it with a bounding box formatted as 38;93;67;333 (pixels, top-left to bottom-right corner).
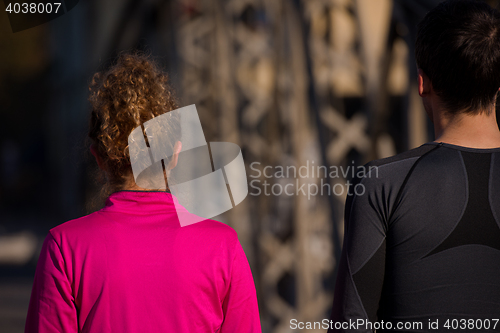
1;0;500;332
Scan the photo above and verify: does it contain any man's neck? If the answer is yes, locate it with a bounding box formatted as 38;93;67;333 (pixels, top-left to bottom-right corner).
433;107;500;149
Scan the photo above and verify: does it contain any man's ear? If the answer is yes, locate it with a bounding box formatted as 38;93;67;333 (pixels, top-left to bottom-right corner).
90;143;106;171
418;68;432;97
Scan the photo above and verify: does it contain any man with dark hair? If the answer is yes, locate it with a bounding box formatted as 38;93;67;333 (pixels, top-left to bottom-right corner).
328;1;500;332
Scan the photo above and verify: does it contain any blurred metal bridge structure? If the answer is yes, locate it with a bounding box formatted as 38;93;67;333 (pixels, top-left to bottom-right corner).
171;0;434;331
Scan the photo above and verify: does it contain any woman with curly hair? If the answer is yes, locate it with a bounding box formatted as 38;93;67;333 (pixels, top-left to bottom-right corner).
24;53;261;333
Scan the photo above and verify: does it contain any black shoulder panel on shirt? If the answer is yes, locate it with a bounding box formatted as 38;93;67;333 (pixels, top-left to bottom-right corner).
344;144;438;226
386;144;443;224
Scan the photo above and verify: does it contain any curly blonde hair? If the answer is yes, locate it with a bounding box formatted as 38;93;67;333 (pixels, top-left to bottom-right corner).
88;52;178;194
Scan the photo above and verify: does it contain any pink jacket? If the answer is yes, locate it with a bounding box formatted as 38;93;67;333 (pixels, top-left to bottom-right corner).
25;190;261;333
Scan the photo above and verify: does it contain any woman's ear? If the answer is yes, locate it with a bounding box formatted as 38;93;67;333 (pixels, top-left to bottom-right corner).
90;143;107;171
166;141;182;170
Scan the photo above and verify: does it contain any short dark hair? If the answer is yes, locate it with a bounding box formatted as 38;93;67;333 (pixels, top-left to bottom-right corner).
415;0;500;115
